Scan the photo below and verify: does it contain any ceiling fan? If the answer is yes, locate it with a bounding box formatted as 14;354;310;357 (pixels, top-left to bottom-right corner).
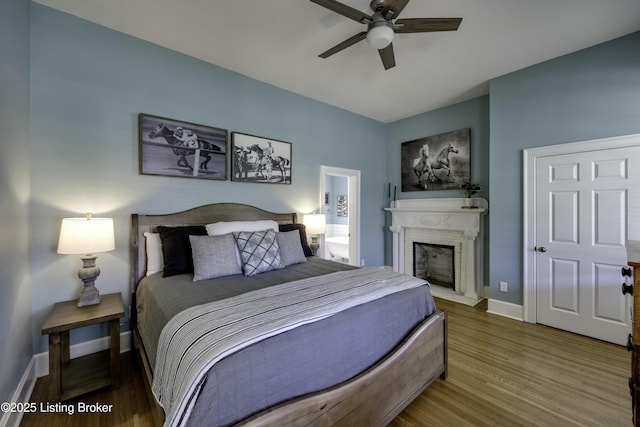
311;0;462;70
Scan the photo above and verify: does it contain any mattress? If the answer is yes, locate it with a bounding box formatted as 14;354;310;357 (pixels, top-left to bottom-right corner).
135;257;436;426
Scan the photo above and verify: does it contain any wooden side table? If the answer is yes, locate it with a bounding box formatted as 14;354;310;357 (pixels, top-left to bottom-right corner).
41;292;124;401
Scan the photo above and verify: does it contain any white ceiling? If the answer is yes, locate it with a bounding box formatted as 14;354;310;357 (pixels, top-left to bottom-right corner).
34;0;640;123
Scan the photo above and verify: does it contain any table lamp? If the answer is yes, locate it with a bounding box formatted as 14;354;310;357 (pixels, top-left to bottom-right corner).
57;214;115;307
303;213;326;256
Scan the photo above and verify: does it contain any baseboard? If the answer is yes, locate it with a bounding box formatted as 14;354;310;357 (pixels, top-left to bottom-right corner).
0;358;37;427
487;298;524;321
34;331;132;378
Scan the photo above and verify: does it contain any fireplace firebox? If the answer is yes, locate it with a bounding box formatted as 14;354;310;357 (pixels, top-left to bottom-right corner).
413;242;455;288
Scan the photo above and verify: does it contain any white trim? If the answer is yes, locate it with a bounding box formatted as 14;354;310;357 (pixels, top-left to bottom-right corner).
320;166;361;267
487;299;524;321
523;133;640;323
0;359;37;427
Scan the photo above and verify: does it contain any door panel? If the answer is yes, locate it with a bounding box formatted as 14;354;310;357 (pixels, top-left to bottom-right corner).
535;145;640;345
550;258;578;312
594;190;626;246
593;263;626;323
551;191;578;243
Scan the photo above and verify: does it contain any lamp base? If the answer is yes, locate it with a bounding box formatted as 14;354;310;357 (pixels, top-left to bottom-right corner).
77;285;101;307
76;254;102;307
310;235;320;257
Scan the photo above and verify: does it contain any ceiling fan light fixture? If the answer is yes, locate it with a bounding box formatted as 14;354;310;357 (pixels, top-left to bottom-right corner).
366;22;394;49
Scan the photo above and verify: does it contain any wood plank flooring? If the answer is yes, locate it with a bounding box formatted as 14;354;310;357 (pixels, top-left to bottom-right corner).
389;299;630;427
21;351;154;427
21;298;631;426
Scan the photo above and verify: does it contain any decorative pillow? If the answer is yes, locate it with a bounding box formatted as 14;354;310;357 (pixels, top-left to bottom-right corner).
189;234;242;281
233;229;284;276
206;220;279;236
207;220;280;266
278;223;313;257
276;230;307;266
143;232;164;276
157;225;207;277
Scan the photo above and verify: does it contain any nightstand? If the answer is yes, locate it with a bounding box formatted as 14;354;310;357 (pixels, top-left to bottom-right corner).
41;292;124;401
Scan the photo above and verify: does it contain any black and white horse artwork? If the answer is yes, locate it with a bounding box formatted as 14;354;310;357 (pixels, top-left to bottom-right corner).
248;144;289;182
428;143;459;182
412;144;434;189
401;128;470;192
234;144;290;183
148;123;220;171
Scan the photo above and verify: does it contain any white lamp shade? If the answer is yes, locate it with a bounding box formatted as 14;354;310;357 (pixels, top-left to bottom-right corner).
303;214;327;235
57;217;115;255
367;24;394;50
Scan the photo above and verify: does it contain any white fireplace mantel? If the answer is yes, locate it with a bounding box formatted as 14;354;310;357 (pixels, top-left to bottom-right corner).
385;198;488;303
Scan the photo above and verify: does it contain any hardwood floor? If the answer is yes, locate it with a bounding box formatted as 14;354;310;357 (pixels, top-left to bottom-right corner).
21;351;154;427
390;299;630;427
22;298;631;426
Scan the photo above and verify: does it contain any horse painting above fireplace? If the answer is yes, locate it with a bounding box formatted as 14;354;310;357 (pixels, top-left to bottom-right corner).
401;128;470;192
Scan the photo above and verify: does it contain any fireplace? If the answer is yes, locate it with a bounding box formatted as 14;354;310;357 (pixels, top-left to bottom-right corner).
386;198;487;304
413;243;455;288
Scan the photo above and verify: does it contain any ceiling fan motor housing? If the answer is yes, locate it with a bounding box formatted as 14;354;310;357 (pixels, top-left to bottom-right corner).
370;0;387;13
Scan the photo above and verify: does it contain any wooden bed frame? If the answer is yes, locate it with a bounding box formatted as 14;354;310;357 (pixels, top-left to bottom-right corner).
130;203;447;426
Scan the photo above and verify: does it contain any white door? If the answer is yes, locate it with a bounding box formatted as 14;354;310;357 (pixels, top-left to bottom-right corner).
534;144;640;345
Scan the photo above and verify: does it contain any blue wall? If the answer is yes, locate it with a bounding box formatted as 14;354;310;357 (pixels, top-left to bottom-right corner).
0;0;32;405
386;96;491;281
29;4;388;353
489;32;640;304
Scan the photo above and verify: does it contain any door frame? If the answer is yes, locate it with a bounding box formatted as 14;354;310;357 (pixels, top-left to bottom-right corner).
523;133;640;323
320;165;361;266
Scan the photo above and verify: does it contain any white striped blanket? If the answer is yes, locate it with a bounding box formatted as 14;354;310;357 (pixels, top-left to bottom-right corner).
152;266;429;427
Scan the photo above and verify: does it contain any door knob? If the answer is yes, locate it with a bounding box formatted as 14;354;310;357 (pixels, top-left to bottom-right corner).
535;246;547;253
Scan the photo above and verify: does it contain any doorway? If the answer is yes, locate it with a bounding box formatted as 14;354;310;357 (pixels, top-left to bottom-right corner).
523;134;640;345
320;166;361;267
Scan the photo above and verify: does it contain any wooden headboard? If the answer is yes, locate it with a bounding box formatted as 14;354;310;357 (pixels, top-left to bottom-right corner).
130;203;298;293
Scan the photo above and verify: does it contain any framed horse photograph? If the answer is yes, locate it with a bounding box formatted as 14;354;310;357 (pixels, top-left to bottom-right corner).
231;132;292;185
138;113;228;180
401;128;471;192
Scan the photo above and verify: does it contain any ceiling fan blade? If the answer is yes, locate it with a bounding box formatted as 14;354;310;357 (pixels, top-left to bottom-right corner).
310;0;372;24
378;43;396;70
383;0;410;19
319;31;368;58
395;17;462;33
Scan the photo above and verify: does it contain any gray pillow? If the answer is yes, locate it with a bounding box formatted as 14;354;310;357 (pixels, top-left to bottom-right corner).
233;229;284;276
189;234;242;281
276;230;307;266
